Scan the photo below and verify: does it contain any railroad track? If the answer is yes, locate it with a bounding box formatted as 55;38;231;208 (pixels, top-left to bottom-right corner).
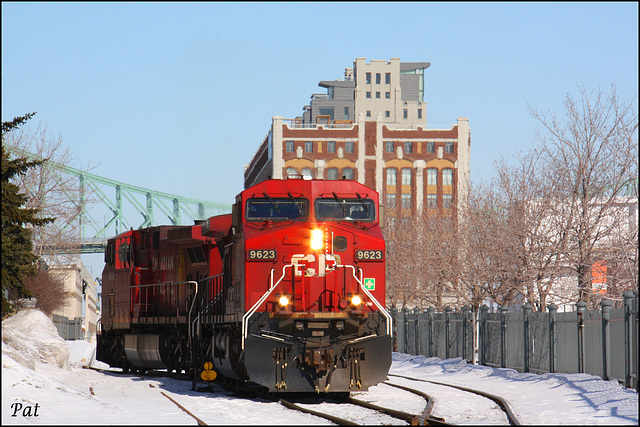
89;368;422;425
203;375;452;425
387;373;521;426
345;384;450;425
207;378;420;425
88;366;512;425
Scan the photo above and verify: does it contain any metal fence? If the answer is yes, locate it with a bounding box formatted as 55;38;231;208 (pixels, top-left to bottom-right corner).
51;314;84;340
392;291;639;390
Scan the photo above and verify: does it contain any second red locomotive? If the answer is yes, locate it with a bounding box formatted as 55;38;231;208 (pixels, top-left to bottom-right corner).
97;178;392;393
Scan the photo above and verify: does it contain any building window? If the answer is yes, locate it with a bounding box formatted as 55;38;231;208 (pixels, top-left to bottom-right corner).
427;141;435;153
427;194;437;209
286;141;294;152
385;92;390;99
305;141;313;153
345;141;354;153
403;109;408;119
327;141;336;153
327;168;338;180
301;168;313;179
376;73;381;84
418;109;422;119
385;110;390;118
366;91;372;99
443;169;453;186
443;194;452;209
445;142;454;153
385;72;391;84
401;193;412;209
386;168;397;185
286;168;298;178
427;168;437;186
344;107;349;120
404;141;413;154
401;168;412;185
319;107;334;121
366;72;371;84
385;141;394;153
366;111;371;117
342;168;354;180
386;193;396;209
376;91;380;98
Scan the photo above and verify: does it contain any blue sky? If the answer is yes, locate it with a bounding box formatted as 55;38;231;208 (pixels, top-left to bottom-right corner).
3;2;638;204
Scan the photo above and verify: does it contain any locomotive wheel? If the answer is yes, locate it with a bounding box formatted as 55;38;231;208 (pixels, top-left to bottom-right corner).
165;335;190;374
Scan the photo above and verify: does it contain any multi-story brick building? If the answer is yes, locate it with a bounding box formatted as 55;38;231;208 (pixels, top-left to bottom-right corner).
244;58;470;226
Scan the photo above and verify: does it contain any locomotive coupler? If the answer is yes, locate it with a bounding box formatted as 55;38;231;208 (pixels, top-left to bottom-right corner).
304;348;333;372
292;347;335;393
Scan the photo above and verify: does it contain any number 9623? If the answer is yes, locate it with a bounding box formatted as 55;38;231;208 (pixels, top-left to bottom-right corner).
356;250;383;261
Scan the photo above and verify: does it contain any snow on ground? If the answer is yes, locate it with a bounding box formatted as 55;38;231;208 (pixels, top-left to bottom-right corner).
2;309;638;425
390;355;638;425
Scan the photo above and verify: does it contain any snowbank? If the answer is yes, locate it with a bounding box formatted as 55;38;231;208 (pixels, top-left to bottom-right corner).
66;339;98;368
2;309;70;370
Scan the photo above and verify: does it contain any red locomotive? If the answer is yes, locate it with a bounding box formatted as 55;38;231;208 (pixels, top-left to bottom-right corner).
97;178;392;393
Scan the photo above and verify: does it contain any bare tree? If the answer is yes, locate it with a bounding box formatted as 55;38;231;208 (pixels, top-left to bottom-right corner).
529;83;638;307
457;158;569;313
418;212;462;310
384;204;462;311
21;263;74;315
384;216;427;310
457;180;521;309
4;124;98;267
491;149;575;311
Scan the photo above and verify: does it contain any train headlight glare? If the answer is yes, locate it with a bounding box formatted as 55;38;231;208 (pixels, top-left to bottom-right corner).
310;229;324;250
278;295;290;307
350;295;362;307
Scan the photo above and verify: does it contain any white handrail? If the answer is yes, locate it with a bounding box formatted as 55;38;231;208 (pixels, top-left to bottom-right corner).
241;266;292;350
240;263;392;349
341;265;393;336
186;281;198;347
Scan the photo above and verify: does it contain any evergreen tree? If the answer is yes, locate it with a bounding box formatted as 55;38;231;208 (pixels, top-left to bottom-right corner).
2;113;55;316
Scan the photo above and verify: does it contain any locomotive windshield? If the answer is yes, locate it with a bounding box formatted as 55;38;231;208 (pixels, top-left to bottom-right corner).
315;198;376;221
246;197;309;221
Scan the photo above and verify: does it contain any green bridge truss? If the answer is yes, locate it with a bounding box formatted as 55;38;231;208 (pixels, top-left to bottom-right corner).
6;146;231;254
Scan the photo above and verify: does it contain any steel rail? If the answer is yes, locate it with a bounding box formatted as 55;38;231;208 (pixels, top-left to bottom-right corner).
278;398;359;425
160;391;208;426
381;381;447;425
208;374;430;426
388;373;521;426
341;394;420;424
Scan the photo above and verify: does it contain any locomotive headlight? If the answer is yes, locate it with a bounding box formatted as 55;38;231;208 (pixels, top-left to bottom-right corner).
350;294;363;307
278;295;290;307
310;229;324;250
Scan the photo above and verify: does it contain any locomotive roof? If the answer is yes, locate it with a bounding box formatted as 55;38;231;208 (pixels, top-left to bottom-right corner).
243;178;378;200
